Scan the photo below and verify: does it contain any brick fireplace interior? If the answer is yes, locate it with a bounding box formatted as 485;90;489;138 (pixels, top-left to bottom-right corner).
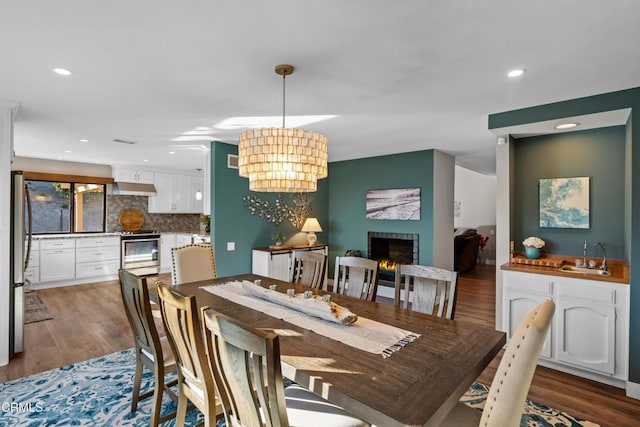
367;231;419;282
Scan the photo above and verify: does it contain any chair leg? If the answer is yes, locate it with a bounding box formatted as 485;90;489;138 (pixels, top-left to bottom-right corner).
131;354;143;412
176;384;188;427
150;365;164;427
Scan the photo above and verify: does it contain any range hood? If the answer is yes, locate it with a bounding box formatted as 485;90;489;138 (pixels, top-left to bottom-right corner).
112;182;158;196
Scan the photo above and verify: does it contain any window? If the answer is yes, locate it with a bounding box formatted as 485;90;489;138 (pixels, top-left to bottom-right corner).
27;180;106;234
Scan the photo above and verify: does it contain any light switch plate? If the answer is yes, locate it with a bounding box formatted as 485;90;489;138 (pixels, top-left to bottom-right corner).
227;242;235;251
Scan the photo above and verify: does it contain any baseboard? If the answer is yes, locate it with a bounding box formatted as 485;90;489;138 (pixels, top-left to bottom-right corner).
627;381;640;399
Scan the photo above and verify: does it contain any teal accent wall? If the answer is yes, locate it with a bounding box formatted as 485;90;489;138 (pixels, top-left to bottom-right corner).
327;150;435;277
210;141;328;277
489;86;640;385
513;126;626;259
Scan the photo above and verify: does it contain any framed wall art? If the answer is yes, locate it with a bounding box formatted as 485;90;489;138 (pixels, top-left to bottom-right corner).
366;188;421;220
539;177;589;229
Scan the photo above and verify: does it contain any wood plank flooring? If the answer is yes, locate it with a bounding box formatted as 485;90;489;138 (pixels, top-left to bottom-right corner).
1;266;639;425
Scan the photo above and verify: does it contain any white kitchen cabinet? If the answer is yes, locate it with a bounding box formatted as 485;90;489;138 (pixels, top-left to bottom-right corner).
75;237;121;279
502;270;628;385
148;172;203;214
160;233;177;273
176;233;193;247
40;239;76;282
252;245;328;286
112;166;154;184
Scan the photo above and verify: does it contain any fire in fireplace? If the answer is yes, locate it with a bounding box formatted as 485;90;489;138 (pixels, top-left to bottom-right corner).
368;232;419;280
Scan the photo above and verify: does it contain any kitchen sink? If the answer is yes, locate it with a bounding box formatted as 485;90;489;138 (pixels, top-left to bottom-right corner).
559;265;611;276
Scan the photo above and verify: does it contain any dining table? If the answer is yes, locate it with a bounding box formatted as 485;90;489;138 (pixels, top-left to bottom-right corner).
167;273;506;427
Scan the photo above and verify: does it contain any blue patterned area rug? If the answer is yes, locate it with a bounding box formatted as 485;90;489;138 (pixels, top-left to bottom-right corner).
0;349;598;426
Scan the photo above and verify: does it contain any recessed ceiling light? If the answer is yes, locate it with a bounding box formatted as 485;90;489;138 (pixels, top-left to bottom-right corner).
143;159;149;162
79;138;89;142
169;151;175;155
52;67;73;76
65;150;73;153
555;123;580;130
507;68;526;78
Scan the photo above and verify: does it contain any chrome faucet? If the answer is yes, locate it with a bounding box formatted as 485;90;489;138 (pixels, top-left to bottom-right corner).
582;240;587;267
593;242;608;271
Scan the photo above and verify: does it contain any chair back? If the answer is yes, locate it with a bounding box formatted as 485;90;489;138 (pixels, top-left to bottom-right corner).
202;308;289;427
290;250;327;289
119;269;162;358
333;256;379;301
171;243;217;285
394;264;458;319
480;299;555;427
157;283;216;410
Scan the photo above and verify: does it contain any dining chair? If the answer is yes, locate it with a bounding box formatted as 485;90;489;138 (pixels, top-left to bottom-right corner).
156;283;224;427
394;264;459;320
171;243;217;285
290;250;327;289
441;299;555;426
333;256;379;301
118;269;178;427
201;307;369;427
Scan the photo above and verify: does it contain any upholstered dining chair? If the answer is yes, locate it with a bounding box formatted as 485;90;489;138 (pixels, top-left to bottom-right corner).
156;283;224;427
171;243;216;285
441;299;555;426
201;307;369;427
394;264;459;320
333;256;379;301
290;250;327;289
118;269;178;427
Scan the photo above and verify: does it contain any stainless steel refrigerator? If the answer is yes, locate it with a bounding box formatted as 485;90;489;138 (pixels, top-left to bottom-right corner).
10;171;32;358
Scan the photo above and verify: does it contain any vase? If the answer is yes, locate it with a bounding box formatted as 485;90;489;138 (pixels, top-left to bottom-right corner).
525;246;541;260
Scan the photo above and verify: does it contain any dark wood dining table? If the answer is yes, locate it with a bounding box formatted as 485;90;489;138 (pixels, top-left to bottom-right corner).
169;273;506;427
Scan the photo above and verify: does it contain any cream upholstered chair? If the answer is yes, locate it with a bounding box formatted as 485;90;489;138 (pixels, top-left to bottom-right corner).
394;264;458;320
171;243;216;285
201;307;369;427
118;270;178;427
442;299;555;426
333;256;379;301
290;250;327;289
156;283;223;427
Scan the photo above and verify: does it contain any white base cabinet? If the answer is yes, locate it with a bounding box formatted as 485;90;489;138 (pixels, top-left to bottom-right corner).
40;239;76;282
252;245;328;288
160;233;177;273
503;270;629;386
75;236;120;279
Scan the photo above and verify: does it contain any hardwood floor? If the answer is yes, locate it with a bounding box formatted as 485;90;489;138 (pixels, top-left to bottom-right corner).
2;266;639;425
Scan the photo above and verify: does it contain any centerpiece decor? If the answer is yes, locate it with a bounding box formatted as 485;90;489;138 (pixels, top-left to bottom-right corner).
523;236;545;259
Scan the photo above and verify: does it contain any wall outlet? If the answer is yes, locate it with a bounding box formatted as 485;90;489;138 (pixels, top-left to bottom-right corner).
227;242;235;251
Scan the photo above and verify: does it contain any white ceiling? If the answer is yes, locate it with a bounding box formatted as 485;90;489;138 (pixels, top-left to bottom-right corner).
2;1;639;175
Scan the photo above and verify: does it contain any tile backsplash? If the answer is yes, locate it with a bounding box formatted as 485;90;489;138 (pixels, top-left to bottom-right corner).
107;195;201;232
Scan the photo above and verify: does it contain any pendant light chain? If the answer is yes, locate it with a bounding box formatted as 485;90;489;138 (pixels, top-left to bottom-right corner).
282;72;286;128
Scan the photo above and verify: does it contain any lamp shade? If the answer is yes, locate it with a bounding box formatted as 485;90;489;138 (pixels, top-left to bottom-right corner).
301;217;322;233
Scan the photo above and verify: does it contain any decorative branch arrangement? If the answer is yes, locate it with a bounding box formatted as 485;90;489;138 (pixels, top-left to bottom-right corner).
243;193;312;228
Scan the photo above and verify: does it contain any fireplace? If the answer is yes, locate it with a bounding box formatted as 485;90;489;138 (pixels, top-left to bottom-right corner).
368;232;419;281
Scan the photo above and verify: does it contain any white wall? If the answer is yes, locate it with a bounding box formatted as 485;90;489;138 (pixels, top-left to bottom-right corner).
454;165;496;228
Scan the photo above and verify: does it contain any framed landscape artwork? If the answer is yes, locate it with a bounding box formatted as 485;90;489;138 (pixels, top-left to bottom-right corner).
539;177;590;229
366;188;421;220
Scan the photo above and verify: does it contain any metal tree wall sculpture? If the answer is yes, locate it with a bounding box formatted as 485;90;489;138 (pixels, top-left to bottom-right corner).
243;193;312;228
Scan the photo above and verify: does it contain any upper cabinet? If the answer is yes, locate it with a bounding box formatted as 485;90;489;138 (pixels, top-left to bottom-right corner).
148;171;203;214
112;166;154;184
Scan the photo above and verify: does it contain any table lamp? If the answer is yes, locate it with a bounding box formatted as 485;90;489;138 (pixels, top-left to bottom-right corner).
301;217;322;245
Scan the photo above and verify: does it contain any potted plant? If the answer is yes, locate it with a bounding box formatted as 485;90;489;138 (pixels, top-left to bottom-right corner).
200;214;210;233
522;236;545;259
271;231;286;247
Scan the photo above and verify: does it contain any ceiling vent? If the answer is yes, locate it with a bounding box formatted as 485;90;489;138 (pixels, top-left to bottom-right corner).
112;138;138;145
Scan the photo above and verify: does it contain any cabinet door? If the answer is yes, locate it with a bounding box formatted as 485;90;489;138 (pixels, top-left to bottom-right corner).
160;233;177;272
504;293;552;358
113;167;154;184
41;249;75;282
269;253;291;281
172;174;191;213
148;172;175;213
556;298;615;374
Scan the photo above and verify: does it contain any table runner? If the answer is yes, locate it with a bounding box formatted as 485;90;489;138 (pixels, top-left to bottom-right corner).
201;281;420;358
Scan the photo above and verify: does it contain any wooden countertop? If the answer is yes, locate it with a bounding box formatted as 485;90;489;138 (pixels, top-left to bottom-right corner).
501;252;630;284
